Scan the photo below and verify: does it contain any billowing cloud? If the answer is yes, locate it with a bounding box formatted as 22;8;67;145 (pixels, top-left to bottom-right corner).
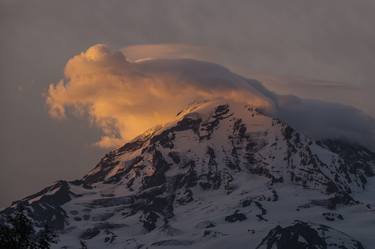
47;44;273;148
46;44;375;149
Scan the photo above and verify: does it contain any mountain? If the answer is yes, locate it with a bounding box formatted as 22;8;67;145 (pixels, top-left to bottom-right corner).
1;100;374;249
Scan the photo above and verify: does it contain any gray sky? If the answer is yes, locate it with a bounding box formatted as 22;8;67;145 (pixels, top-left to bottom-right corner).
1;0;375;208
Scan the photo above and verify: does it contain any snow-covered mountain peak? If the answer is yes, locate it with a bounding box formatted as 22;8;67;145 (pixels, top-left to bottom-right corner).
1;100;374;249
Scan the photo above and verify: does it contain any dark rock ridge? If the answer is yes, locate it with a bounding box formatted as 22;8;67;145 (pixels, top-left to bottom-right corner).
1;180;78;230
256;221;365;249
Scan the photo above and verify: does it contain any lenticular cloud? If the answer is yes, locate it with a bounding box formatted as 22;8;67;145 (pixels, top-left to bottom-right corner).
46;44;375;149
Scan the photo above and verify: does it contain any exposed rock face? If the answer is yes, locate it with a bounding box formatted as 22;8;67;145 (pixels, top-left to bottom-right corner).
1;100;374;249
256;221;365;249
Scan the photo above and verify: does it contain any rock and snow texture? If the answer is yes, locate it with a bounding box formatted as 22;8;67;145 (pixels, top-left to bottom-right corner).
1;100;375;249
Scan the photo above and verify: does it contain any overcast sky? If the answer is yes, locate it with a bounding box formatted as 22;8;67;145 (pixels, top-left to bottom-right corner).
1;0;375;208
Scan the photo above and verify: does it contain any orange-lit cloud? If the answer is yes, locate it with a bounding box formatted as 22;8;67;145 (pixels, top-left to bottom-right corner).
47;44;273;148
47;44;375;150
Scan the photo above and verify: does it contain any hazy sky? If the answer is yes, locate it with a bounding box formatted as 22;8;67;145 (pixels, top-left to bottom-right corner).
1;0;375;208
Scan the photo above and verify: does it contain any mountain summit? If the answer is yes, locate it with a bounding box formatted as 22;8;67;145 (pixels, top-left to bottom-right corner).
2;100;374;249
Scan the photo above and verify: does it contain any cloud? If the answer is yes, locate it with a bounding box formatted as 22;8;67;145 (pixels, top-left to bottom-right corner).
46;44;375;149
276;95;375;148
47;44;273;148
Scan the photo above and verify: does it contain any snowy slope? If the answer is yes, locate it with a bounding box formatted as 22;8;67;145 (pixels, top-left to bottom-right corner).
1;99;374;249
